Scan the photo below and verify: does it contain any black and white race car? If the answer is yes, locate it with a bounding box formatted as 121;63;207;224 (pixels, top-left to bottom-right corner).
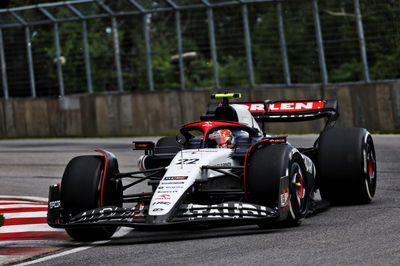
48;93;377;241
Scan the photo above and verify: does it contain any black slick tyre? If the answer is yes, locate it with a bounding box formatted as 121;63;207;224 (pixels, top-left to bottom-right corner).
317;128;377;205
246;144;310;227
61;155;121;241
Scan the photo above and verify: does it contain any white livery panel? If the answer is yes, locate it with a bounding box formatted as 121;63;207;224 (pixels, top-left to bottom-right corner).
149;148;237;216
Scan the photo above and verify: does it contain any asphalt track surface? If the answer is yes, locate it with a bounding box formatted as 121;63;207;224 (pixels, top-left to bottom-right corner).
0;135;399;265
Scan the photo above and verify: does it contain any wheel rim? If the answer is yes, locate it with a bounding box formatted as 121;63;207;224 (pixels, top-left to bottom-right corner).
367;155;374;179
365;136;377;199
294;172;305;202
290;162;307;217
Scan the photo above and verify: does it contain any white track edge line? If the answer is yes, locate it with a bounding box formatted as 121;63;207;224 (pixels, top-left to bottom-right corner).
15;246;94;266
15;227;133;266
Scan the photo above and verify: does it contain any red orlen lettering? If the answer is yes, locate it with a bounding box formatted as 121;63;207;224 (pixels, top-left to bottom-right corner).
268;101;325;112
236;103;265;113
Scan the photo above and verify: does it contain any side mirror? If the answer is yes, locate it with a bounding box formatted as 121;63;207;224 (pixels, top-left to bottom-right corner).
176;135;187;145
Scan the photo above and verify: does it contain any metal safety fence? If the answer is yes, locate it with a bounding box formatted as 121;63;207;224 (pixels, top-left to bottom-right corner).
0;0;399;99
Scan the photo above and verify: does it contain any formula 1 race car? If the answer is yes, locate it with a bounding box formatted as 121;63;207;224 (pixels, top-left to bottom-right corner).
48;93;377;241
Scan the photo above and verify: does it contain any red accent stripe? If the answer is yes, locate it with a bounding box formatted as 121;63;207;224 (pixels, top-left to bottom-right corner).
3;217;47;226
95;149;108;208
0;207;48;213
0;246;63;255
0;231;70;241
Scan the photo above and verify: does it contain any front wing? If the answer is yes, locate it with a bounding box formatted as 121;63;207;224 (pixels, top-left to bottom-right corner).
48;201;279;229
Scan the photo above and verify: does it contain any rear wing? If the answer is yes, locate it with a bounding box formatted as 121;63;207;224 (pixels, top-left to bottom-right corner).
204;99;339;129
236;100;338;123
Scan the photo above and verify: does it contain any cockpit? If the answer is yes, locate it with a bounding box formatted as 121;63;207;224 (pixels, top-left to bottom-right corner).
180;120;259;150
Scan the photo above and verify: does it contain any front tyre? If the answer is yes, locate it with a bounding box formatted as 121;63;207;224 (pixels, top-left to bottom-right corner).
61;155;122;241
246;144;310;227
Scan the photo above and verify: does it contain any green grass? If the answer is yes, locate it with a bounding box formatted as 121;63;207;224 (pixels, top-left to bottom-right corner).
0;213;4;227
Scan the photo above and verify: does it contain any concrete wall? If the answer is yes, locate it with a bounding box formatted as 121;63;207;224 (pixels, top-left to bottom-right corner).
1;82;399;137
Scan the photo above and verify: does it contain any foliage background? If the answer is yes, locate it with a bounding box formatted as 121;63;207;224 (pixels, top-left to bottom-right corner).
0;0;399;97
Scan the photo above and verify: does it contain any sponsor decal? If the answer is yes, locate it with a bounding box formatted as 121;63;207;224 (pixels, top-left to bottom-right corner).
213;162;232;167
161;184;184;188
238;103;265;113
161;181;185;185
237;101;325;113
280;189;290;207
268;101;325;112
155;194;171;200
157;190;178;193
152;201;171;206
164;176;189;181
152;208;164;212
74;203;145;223
160;185;184;190
271;138;285;143
201;121;214;127
180;202;276;219
49;200;61;209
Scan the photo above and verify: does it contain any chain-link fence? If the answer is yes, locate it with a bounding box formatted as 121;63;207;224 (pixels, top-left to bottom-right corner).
0;0;399;99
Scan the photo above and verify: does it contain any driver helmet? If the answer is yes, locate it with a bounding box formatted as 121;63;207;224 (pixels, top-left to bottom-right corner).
208;129;235;148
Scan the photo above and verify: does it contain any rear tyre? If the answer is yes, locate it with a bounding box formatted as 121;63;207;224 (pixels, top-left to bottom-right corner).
246;144;310;227
154;137;182;154
61;155;122;241
317;128;377;205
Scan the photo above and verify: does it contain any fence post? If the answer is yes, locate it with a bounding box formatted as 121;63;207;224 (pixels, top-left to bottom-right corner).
206;5;220;89
0;28;8;100
312;0;328;85
354;0;370;82
111;16;124;92
67;4;93;94
54;23;65;96
241;3;255;88
276;1;291;85
175;10;185;90
81;20;93;94
25;26;36;98
143;14;154;91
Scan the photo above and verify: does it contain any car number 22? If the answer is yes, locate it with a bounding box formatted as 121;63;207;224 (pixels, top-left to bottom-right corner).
176;158;199;164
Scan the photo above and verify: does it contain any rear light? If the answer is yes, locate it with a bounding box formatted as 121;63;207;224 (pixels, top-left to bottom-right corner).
133;141;155;150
